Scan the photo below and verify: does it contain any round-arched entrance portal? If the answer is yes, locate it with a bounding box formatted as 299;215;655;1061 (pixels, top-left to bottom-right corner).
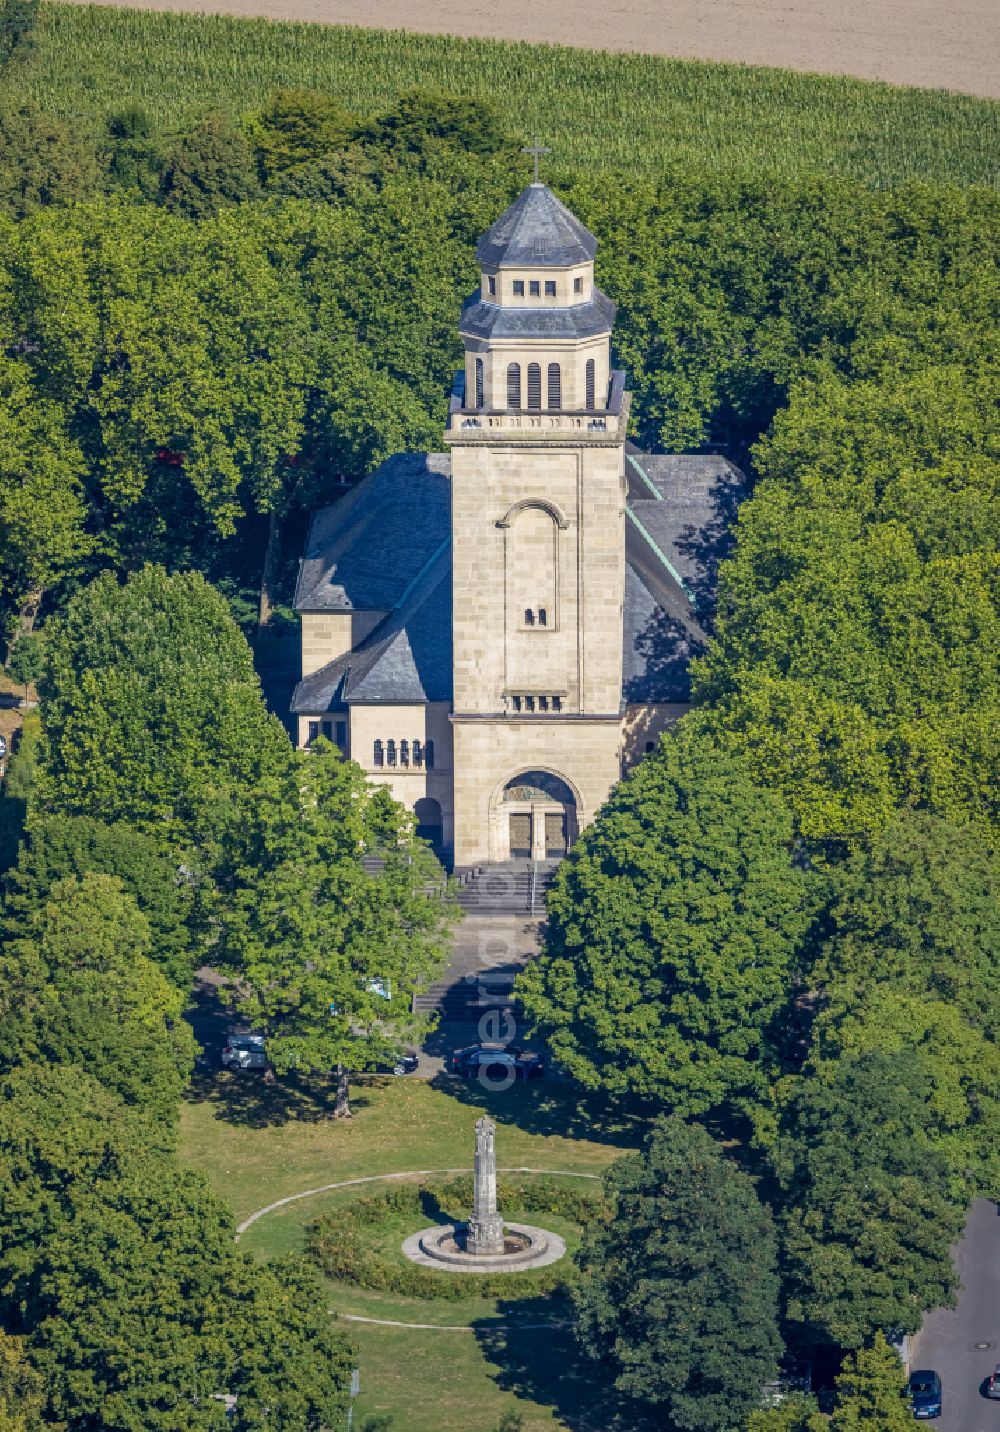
499;771;577;860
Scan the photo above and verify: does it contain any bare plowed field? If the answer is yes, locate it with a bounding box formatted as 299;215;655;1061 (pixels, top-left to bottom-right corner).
61;0;999;98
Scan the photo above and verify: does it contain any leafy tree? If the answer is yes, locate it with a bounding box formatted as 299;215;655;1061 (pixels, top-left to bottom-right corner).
574;1117;781;1431
775;1052;963;1346
817;811;999;1029
0;1330;45;1432
0;102;98;218
362;87;508;159
0;354;90;635
516;725;811;1118
213;741;455;1111
0;873;195;1132
829;1333;912;1431
6;632;41;700
0;0;38;72
695;366;999;846
160;112;260;217
0;1064;352;1430
4;811;195;986
106;106;162;199
35;566;288;846
746;1396;827;1431
226;1255;355;1430
251;87;356;184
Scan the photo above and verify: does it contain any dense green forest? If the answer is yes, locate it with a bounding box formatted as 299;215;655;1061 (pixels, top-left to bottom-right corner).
0;4;998;1425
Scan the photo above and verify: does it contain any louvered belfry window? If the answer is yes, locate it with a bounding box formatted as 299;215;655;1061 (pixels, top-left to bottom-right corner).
547;363;561;409
585;358;596;410
507;362;521;409
475;358;484;409
527;363;541;410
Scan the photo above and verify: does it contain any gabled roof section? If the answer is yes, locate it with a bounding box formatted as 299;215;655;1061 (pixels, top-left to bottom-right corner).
476;184;598;269
294;453;451;613
291;543;452;711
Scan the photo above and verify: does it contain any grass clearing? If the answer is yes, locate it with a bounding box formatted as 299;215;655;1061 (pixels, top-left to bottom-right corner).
178;1075;633;1429
17;4;1000;188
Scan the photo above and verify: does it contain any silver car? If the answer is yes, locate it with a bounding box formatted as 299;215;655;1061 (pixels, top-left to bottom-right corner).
221;1029;267;1072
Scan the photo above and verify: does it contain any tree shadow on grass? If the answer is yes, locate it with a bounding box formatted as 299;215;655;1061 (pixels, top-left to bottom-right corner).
185;1063;375;1129
427;1069;643;1153
473;1298;660;1432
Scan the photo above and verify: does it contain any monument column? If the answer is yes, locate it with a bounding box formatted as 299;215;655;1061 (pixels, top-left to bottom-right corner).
466;1115;505;1255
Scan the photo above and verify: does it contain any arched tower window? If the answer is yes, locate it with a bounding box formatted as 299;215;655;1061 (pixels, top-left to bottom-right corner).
386;739;397;766
527;363;541;410
507;362;521;409
547;363;561;409
475;358;484;409
373;739;384;767
585;358;596;410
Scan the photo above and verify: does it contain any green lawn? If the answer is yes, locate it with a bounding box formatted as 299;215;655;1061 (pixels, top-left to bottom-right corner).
178;1075;636;1430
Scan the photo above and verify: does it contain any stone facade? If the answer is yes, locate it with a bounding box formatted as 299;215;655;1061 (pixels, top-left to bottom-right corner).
290;184;742;868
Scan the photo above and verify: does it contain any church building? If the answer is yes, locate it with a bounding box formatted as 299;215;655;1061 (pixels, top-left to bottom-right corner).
291;183;742;869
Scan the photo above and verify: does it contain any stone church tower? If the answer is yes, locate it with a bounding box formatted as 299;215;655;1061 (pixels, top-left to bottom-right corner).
446;184;629;862
291;184;742;869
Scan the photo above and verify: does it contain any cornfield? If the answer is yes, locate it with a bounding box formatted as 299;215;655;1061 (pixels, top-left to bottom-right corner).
15;2;1000;188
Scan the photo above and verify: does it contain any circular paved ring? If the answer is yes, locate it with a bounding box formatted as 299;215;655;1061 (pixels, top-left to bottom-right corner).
238;1166;600;1332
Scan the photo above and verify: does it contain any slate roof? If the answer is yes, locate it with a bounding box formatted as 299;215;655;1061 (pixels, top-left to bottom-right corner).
459;288;615;343
291;447;744;713
294;452;451;613
476;184;598;269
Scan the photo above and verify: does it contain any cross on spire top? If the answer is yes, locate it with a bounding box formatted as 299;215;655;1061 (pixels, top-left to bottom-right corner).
522;136;552;183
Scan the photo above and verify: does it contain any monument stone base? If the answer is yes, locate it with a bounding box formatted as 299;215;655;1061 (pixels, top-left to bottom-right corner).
403;1220;567;1273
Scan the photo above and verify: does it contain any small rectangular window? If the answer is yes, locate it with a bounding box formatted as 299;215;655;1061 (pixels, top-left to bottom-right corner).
488;275;496;295
545;280;556;297
529;280;540;297
413;739;423;767
335;721;347;750
387;739;397;767
524;608;534;626
307;721;319;746
373;739;384;766
552;696;562;712
525;696;535;712
321;720;333;740
400;739;409;766
539;696;548;711
512;695;521;712
513;280;524;296
537;608;547;627
574;276;583;294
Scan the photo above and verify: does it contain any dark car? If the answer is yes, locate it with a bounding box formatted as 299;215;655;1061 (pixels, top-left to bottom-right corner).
907;1369;942;1420
221;1028;267;1072
986;1363;1000;1399
450;1043;545;1081
377;1051;419;1076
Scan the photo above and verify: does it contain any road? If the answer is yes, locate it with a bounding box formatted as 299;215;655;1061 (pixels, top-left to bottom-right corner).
912;1199;1000;1430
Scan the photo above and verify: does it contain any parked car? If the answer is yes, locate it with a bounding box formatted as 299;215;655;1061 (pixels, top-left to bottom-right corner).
907;1369;942;1420
987;1364;1000;1399
376;1051;419;1076
450;1043;545;1080
221;1028;267;1072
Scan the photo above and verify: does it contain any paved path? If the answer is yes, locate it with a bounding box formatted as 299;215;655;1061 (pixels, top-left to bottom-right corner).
236;1165;600;1236
912;1199;1000;1430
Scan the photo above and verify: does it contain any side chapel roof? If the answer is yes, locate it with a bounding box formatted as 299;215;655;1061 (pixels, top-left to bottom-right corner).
291;449;744;712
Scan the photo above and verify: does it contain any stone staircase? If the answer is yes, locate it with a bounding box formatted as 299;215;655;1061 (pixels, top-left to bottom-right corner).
453;859;560;914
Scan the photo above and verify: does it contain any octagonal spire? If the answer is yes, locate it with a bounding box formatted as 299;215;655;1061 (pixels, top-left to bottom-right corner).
476;184;598;269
